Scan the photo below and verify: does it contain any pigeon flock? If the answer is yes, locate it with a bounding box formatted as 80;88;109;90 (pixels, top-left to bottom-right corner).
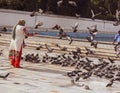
29;8;120;48
21;43;120;89
21;7;120;31
20;12;120;88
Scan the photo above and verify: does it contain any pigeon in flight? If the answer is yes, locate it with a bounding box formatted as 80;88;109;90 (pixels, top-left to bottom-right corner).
35;22;43;29
57;28;73;44
30;9;43;17
30;11;36;17
52;24;61;30
71;22;79;32
113;9;120;26
91;9;101;20
87;25;98;36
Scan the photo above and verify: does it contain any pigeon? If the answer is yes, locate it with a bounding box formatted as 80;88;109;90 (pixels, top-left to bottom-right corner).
85;47;95;55
35;22;43;29
1;27;7;32
113;9;120;26
57;0;62;7
45;44;54;53
106;79;114;87
38;8;43;14
75;73;81;82
75;47;82;54
90;9;101;20
68;1;77;7
87;25;98;36
108;57;115;63
85;57;93;63
56;44;67;51
84;85;91;90
57;28;73;44
30;9;43;17
30;11;36;17
98;57;104;62
36;44;43;50
52;24;61;30
86;36;94;42
91;41;98;48
75;13;80;18
0;73;10;79
115;9;120;21
114;78;120;81
57;0;77;7
66;36;73;44
57;28;66;39
71;22;79;32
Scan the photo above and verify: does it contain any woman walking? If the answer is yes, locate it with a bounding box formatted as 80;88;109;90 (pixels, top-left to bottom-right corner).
9;19;38;68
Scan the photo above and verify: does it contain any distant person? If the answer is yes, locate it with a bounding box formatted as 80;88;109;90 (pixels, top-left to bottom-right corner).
9;19;38;68
112;30;120;51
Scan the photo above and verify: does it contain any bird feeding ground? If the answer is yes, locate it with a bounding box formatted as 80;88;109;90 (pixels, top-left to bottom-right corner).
0;56;120;93
0;33;120;93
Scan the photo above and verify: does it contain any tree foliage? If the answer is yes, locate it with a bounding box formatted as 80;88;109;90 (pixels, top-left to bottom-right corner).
0;0;120;20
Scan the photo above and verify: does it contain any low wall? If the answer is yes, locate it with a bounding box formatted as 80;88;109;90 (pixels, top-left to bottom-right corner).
0;9;120;33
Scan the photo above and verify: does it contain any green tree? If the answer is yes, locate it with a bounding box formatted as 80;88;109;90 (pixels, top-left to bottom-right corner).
0;0;119;21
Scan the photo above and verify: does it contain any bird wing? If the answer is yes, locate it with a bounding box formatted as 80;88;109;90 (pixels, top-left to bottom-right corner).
75;22;79;28
57;0;62;7
68;1;77;7
71;25;75;29
94;12;101;17
91;9;95;17
115;10;120;21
